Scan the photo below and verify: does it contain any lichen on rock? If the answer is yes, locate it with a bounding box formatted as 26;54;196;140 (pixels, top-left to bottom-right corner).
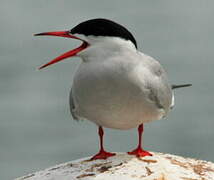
15;152;214;180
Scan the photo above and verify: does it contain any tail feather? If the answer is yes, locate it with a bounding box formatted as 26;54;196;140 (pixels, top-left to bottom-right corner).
172;84;192;89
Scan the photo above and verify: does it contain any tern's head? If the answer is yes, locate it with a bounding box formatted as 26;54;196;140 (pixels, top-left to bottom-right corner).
35;18;137;69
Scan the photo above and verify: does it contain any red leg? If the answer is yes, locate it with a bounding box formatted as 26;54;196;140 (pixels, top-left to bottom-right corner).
91;126;115;160
128;124;152;157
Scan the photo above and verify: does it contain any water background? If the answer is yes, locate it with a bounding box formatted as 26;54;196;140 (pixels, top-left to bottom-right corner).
1;0;214;179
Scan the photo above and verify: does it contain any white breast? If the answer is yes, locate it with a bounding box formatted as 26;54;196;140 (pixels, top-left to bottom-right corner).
71;51;172;129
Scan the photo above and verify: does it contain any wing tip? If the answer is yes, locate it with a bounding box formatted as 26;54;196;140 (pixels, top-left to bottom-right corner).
172;84;192;89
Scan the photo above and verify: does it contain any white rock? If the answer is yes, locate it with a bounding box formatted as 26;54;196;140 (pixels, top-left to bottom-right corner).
15;152;214;180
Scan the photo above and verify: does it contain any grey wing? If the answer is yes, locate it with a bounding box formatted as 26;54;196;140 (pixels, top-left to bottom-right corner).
69;89;80;121
144;56;173;114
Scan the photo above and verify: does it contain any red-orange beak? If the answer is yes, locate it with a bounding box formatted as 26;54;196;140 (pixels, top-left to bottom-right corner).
34;31;88;69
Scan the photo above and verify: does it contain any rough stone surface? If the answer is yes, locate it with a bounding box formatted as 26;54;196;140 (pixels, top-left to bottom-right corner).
15;152;214;180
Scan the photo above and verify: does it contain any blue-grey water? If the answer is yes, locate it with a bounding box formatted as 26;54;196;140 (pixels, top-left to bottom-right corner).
1;0;214;179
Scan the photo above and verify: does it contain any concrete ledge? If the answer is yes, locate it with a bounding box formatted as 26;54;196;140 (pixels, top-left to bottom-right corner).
15;152;214;180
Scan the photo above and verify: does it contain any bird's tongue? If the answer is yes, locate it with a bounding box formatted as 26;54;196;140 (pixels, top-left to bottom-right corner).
34;31;88;69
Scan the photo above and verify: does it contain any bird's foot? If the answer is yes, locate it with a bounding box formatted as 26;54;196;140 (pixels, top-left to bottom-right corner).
128;147;152;157
91;150;116;160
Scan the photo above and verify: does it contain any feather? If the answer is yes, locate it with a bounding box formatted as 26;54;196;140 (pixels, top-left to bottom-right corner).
172;84;192;89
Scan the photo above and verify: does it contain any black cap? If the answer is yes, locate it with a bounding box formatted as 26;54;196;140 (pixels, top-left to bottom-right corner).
70;18;137;49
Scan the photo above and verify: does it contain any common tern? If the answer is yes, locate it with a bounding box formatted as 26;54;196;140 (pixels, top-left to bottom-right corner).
35;18;191;160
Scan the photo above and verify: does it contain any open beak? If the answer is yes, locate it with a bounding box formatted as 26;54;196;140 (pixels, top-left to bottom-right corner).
34;31;88;69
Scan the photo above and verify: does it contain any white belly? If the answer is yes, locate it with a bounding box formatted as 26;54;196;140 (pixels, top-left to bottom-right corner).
71;61;165;130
